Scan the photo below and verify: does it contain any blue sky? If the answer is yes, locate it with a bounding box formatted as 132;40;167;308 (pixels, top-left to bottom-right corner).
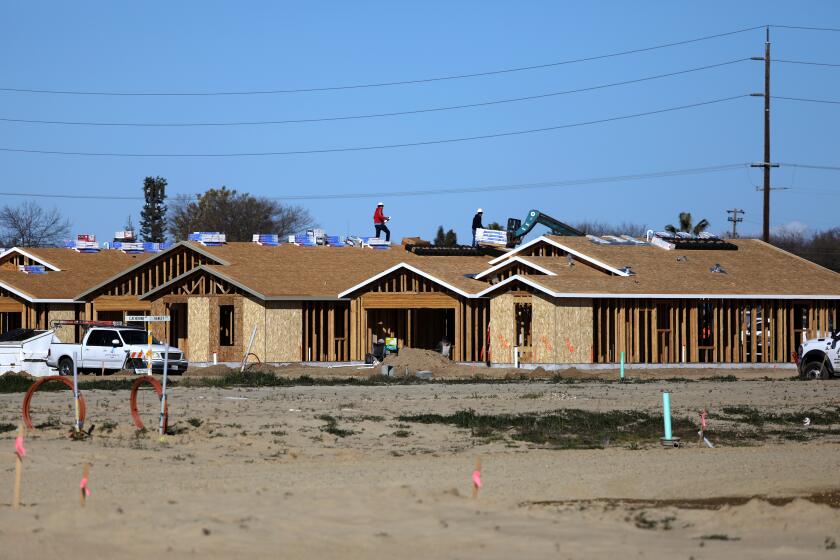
1;1;838;244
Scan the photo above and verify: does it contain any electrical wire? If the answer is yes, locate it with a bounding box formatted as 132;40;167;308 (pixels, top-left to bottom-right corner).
0;163;749;201
0;94;748;158
772;95;840;105
774;59;840;68
0;59;750;127
0;26;764;96
779;163;840;171
769;24;840;33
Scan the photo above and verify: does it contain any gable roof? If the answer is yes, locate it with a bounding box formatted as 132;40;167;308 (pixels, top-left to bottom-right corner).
0;248;155;302
74;241;228;300
477;236;840;299
473;256;558;280
487;236;631;276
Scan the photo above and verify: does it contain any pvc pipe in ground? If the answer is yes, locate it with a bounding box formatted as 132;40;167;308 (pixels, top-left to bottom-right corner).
662;391;672;441
72;351;81;433
159;344;169;436
514;346;520;368
620;351;625;380
212;352;218;365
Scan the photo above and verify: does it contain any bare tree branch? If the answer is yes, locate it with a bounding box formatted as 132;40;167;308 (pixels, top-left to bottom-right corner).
0;201;71;247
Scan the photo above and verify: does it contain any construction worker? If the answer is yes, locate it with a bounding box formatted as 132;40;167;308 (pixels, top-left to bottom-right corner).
471;208;484;246
373;202;391;242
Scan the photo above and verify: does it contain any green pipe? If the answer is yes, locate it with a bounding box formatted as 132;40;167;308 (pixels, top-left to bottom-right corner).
662;391;672;440
620;351;625;381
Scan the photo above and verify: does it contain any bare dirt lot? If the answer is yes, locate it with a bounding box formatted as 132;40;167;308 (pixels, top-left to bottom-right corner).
0;368;838;559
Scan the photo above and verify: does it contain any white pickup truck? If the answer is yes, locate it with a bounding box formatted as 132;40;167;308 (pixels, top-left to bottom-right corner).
796;330;839;379
47;326;188;375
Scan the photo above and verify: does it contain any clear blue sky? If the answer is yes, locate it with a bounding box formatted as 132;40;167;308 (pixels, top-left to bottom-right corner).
1;1;838;244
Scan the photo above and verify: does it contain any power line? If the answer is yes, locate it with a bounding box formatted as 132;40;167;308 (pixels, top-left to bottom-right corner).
774;59;840;68
768;24;840;33
780;163;840;171
0;94;748;158
772;95;840;105
0;163;748;201
0;59;750;127
0;26;764;96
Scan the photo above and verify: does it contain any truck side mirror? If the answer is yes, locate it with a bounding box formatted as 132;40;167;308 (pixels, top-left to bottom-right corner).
112;339;121;347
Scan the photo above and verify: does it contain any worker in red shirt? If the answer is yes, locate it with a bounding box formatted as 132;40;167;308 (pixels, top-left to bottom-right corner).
373;202;391;242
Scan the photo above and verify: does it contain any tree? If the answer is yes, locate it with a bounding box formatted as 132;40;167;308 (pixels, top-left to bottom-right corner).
573;220;648;237
433;226;458;247
486;221;504;231
434;226;446;246
0;201;71;247
444;229;458;247
770;226;840;273
168;186;315;241
665;212;709;235
140;176;168;242
434;226;458;247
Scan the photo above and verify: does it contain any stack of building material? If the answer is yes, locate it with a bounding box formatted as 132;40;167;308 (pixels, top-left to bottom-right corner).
142;242;172;252
65;234;100;253
474;228;507;247
18;265;47;275
364;237;391;249
252;234;280;246
114;242;145;253
114;230;136;241
188;232;226;246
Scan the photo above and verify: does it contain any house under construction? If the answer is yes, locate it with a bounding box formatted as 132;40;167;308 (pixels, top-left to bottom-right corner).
1;233;838;366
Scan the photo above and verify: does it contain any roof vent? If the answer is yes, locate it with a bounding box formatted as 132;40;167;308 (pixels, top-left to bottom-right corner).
710;263;727;274
620;266;635;275
676;255;688;262
566;254;574;267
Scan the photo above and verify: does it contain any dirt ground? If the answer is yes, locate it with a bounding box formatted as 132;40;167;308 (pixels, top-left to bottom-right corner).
0;369;838;559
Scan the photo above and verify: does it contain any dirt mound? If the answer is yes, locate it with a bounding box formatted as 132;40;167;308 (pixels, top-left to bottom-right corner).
184;364;235;377
383;348;453;373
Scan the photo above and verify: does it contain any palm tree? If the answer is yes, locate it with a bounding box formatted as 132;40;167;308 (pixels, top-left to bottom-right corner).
665;212;709;235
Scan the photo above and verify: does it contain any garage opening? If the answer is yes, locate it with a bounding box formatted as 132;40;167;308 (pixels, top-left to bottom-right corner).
0;312;21;335
366;308;454;355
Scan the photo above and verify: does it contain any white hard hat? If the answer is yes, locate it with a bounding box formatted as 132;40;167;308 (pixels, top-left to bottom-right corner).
477;208;483;213
377;201;384;206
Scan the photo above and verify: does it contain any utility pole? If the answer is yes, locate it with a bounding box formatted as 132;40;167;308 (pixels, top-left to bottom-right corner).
750;27;778;242
727;208;744;238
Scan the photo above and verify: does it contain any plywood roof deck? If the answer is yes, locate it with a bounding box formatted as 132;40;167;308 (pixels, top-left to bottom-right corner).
4;235;839;302
517;236;840;297
0;248;155;300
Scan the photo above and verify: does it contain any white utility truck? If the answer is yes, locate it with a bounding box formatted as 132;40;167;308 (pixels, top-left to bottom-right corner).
0;328;56;376
796;330;840;379
47;321;188;375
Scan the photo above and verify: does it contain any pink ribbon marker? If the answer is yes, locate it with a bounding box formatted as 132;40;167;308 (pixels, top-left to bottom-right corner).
472;470;482;489
14;436;26;459
80;477;91;497
700;411;708;430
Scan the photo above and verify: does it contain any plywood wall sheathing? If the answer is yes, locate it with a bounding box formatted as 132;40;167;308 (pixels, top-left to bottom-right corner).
47;304;75;343
489;293;515;363
187;297;210;362
242;297;266;363
266;301;302;362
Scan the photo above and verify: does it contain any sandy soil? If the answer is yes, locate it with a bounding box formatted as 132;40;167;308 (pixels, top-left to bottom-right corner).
0;375;838;559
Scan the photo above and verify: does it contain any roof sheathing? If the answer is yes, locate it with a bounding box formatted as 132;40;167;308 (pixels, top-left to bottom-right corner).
0;249;155;301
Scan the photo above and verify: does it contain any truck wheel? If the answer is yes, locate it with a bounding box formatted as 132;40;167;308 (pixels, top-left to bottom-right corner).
802;361;830;380
57;357;74;376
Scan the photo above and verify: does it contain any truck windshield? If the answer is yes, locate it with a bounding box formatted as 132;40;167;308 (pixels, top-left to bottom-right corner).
119;330;161;345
